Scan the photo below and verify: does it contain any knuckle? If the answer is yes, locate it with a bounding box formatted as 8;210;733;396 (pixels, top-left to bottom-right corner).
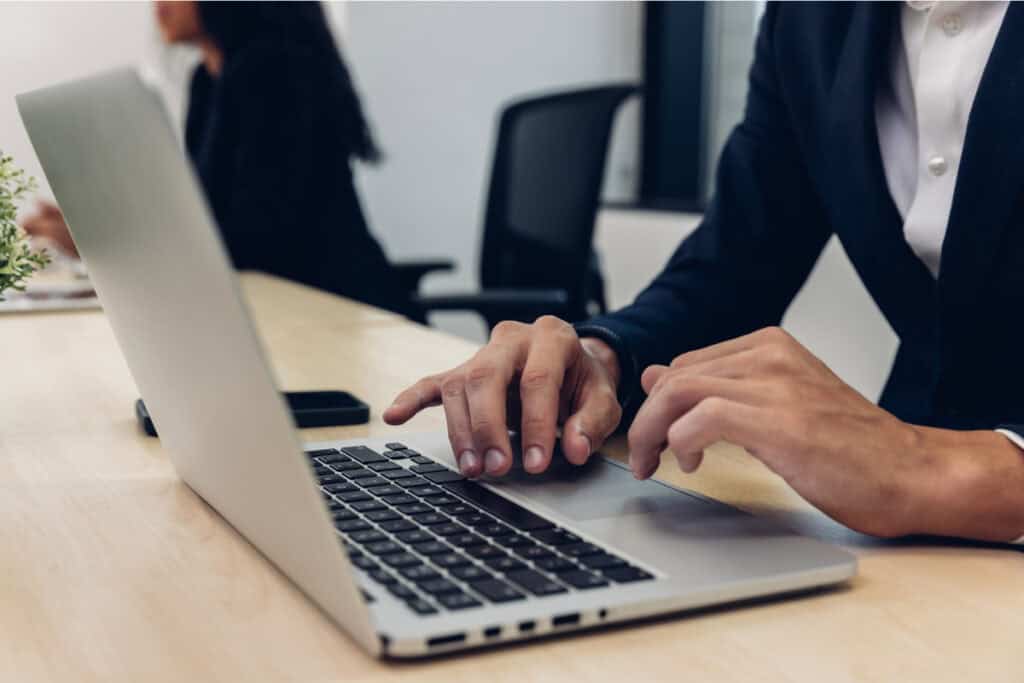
520;412;551;433
520;367;556;391
439;374;465;398
491;320;522;338
534;315;567;331
698;396;730;424
465;363;497;389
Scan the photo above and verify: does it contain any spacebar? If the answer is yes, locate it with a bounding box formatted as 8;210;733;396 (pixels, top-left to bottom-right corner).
442;481;554;531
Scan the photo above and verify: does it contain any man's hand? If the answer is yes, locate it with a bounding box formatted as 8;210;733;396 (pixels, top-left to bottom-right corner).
630;326;1024;541
21;201;77;258
384;316;623;478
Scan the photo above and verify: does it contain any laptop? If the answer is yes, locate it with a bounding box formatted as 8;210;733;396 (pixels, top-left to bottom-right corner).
17;69;856;658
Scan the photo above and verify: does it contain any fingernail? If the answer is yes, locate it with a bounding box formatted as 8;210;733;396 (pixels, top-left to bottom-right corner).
524;446;544;473
484;448;505;475
458;450;479;475
577;428;593;455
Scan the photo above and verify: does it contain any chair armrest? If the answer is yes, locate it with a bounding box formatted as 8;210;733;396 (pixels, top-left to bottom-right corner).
392;259;456;294
413;288;570;327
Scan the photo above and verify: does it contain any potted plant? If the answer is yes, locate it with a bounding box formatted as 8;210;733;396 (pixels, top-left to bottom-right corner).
0;152;49;300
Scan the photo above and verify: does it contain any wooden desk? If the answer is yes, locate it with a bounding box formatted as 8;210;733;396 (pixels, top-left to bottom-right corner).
2;273;1020;682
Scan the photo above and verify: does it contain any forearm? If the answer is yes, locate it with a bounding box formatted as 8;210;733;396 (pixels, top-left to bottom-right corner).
904;426;1024;542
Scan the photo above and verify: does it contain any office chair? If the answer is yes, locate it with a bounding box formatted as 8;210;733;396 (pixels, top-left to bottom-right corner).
393;83;639;330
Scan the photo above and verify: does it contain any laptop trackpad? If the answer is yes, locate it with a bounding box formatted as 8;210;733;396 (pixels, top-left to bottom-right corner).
484;454;724;522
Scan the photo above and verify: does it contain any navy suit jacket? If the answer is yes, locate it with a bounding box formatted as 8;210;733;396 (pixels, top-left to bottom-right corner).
582;2;1024;438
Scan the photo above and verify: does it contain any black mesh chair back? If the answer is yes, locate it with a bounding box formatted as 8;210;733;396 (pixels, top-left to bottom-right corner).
478;85;638;322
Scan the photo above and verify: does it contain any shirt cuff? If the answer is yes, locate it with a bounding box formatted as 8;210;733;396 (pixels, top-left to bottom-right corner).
994;429;1024;544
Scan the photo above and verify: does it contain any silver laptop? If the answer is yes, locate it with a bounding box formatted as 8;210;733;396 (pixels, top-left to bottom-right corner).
18;69;856;658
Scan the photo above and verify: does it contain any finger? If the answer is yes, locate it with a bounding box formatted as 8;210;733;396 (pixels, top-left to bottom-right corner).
628;375;762;479
383;376;442;425
439;374;481;477
561;382;622;466
518;318;580;473
668;327;784;370
463;343;522;477
665;397;767;472
640;364;670;395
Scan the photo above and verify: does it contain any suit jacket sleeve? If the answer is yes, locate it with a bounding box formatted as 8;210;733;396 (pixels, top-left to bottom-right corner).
582;5;834;422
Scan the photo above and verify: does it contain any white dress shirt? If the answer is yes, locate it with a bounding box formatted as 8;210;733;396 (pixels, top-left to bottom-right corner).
875;0;1023;542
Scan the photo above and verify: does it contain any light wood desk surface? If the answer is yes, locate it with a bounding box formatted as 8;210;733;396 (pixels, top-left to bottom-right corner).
1;272;1020;682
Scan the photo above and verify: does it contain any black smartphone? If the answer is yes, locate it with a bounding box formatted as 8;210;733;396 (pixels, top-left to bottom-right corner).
135;390;370;437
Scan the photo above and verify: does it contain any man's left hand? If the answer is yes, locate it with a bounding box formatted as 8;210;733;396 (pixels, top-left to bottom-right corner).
628;326;1024;540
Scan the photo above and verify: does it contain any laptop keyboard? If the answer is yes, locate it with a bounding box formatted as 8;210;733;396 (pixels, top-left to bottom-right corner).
306;443;654;616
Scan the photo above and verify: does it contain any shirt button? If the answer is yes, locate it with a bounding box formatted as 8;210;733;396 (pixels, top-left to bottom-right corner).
942;13;963;36
927;155;948;177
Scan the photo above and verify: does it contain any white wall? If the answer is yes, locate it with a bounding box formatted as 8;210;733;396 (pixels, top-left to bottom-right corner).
344;1;642;340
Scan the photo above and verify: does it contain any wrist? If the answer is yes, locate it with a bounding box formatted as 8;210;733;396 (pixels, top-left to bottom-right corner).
580;337;621;393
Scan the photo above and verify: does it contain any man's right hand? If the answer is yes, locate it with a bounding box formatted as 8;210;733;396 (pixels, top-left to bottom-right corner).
383;316;623;478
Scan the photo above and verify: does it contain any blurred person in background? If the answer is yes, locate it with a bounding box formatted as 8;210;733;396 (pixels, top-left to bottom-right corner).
22;1;409;316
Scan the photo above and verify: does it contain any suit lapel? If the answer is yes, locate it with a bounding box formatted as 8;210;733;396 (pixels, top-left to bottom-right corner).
939;3;1024;314
826;2;939;343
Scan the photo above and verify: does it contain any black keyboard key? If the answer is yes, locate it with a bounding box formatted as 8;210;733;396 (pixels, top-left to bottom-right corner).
472;579;526;603
494;535;533;549
603;566;653;583
401;565;442;583
358;477;390;489
393;476;429;488
381;553;422;569
324;483;359;494
350;500;386;513
380;494;417;506
365;541;404;556
431;523;465;536
364;510;401;523
580;554;627;570
410;463;447;475
341;446;387;464
505;569;567;596
436;592;482;610
379;519;416;533
562;543;603;558
331;460;365;472
515;546;556;562
447;533;487;548
421;494;459;507
478;522;514;538
387;583;417;600
406;598;438;615
350;555;377;571
384;449;411;460
411;541;450;556
395;529;433;544
533;557;578;574
369;461;401;472
449;565;494;583
433;553;470;569
331;509;358;522
411;512;448;526
401;449;421;458
466;544;507;560
349;529;387;544
410;456;434;466
457;513;493;527
317;452;348;465
419;579;461;595
530;529;581;546
559;570;609;589
382;469;415;480
438;503;476;517
395;503;432;515
484;557;527;573
385;442;407;451
318;474;343;486
368;569;398;585
343;468;376;480
443;481;554;531
306;448;338;459
367;486;402;498
409;485;443;498
422;470;466;484
336;519;371;533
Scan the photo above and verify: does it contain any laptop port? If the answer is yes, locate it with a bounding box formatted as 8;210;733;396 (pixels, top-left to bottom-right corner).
518;620;536;633
552;613;580;628
427;633;466;648
483;626;502;639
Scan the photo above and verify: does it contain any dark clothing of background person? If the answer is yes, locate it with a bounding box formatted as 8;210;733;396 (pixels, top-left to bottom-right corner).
184;3;408;316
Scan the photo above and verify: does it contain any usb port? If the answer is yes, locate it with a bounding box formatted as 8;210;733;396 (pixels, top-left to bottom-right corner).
552;613;580;627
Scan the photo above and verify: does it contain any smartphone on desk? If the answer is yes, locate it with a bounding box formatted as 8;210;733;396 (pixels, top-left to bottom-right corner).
135;390;370;437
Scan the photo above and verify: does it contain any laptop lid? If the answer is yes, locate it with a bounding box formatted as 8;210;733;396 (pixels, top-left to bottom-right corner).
17;68;379;655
